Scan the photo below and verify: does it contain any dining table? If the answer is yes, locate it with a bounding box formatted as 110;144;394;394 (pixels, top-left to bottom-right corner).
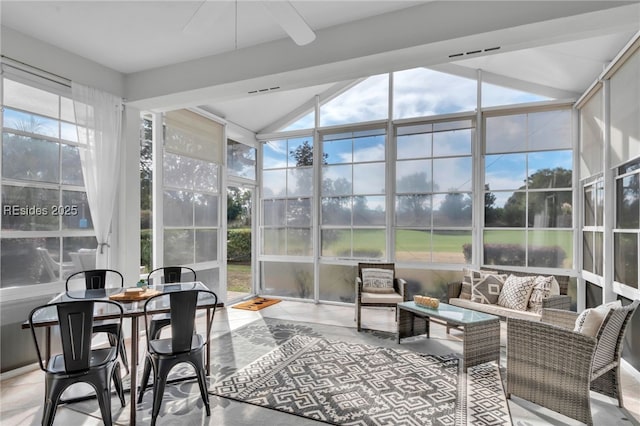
23;281;220;425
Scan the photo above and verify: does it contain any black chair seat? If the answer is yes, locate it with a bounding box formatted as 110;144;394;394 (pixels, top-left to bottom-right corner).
48;347;117;373
149;334;204;356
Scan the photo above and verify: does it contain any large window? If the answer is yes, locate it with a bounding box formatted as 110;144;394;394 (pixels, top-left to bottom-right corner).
1;77;95;287
582;178;604;276
614;159;639;289
320;128;386;259
394;119;474;263
483;108;573;268
162;110;221;266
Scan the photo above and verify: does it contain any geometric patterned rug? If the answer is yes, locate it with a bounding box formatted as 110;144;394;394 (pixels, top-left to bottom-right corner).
213;335;511;426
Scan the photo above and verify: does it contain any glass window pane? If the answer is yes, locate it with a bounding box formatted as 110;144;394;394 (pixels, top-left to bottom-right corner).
594;231;603;276
353;195;385;226
614;233;638;288
263;228;286;255
483;230;526;266
60;122;78;143
353;134;385;162
433;157;472;192
486;114;527;153
397;133;431;160
528;151;572;188
287;228;312;256
396;194;431;226
596;180;604;227
262;169;287;197
288;137;315;167
164;109;223;163
322;197;351;226
163;229;194;265
583;231;594;273
482;82;551;108
485;153;526;190
320;74;389;126
353;229;385;258
323;138;352;165
484;190;526;227
263;199;286;226
321;229;350;257
62;190;92;230
164;152;194;190
227;140;256;179
287;198;312;227
163;190;193;227
433;193;472;227
528;109;571;150
393;68;477;119
616;174;639;229
2;133;60;183
194;194;218;227
281;111;315;132
193;160;218;193
1;237;61;286
396;161;431;193
195;229;217;263
353;163;385;194
64;236;98;273
322;165;352;196
61;144;84;186
263;140;287;169
432;230;471;264
528;230;572;268
287;167;313;197
528;190;572;228
395;229;431;262
1;186;59;231
3;108;59;138
261;261;313;300
319;263;356;303
433;128;472;157
584;185;595;227
3;80;60;119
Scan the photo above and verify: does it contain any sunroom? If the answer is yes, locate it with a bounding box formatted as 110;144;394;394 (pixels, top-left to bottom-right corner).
1;1;639;424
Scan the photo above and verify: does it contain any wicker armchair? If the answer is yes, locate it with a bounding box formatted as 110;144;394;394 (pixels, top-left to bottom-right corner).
355;262;408;332
506;300;639;425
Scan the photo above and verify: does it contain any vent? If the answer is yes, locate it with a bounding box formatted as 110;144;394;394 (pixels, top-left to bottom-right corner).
448;46;500;58
248;86;281;94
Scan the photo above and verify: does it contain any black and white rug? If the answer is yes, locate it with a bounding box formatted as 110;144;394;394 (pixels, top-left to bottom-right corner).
212;334;511;426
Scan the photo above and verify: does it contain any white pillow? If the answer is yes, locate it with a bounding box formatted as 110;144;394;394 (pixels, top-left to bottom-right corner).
361;268;395;294
497;275;537;311
527;275;557;314
574;300;622;337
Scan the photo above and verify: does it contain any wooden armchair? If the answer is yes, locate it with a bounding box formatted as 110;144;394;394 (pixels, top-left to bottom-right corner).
355;262;408;332
506;300;639;425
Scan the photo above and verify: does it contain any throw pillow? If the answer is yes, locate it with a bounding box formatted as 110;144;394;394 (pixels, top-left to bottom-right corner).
574;300;622;337
460;267;496;300
471;274;507;304
528;275;555;314
497;274;537;311
361;268;395;294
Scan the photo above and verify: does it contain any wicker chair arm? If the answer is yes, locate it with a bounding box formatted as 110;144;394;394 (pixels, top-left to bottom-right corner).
540;308;579;329
542;295;571;310
356;277;363;300
447;282;462;301
507;318;597;406
396;278;408;300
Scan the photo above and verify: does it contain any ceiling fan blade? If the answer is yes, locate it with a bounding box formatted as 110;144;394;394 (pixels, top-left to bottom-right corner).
262;1;316;46
182;0;233;34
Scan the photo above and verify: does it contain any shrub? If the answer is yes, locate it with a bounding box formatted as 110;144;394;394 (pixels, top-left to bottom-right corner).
464;243;566;268
228;228;251;262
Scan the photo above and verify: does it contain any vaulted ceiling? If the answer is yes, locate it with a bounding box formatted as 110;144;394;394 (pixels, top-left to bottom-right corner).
2;1;639;133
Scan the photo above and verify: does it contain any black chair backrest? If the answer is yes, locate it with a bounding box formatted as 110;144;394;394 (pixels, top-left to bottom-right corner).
65;269;124;291
29;299;124;373
147;266;196;285
143;289;217;354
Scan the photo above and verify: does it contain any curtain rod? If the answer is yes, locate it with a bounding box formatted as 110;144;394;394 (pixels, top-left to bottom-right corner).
1;55;72;88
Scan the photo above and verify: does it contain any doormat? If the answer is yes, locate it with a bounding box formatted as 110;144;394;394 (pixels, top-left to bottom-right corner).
232;297;281;311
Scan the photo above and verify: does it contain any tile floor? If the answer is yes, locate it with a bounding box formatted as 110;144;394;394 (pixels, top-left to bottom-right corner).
1;300;639;425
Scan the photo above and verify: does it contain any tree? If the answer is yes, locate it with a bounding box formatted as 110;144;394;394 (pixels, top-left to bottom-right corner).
438;192;472;225
289;140;327;166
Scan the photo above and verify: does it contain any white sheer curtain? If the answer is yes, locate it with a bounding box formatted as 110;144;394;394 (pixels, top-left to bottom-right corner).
73;82;123;268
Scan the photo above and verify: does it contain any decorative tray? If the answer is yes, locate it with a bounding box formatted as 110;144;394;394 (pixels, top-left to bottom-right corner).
109;288;161;302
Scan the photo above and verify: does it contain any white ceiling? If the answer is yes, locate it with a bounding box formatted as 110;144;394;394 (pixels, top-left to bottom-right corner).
1;1;639;133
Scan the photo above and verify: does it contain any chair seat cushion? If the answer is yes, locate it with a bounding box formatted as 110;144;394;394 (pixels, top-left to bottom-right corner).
150;334;205;355
48;347;116;373
361;291;403;304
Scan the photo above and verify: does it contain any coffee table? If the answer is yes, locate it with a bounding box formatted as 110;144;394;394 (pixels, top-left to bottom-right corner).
397;301;500;371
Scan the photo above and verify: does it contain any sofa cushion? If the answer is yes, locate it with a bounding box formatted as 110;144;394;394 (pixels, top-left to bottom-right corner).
528;275;560;314
361;268;394;293
461;267;496;300
574;300;622;337
498;274;537;311
471;273;507;304
449;298;541;321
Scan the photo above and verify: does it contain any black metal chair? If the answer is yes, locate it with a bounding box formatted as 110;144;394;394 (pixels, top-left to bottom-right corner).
28;299;126;426
145;266;197;340
137;288;218;426
65;269;129;373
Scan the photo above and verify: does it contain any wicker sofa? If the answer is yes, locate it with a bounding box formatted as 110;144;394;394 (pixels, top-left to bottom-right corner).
447;268;572;321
